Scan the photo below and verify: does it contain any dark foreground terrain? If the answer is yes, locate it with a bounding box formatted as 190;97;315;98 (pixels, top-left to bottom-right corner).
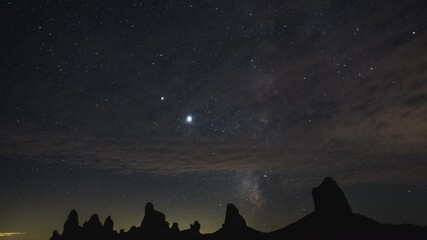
50;177;427;240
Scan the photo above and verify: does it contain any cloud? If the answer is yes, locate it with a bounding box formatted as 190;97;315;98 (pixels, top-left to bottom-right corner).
1;118;426;186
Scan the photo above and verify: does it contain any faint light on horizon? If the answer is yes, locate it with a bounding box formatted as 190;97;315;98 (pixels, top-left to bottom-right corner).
0;232;26;237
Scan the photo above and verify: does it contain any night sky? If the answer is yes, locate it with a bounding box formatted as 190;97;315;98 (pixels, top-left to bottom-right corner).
1;1;427;240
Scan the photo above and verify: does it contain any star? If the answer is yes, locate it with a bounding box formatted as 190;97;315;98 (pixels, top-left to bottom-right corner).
186;115;193;123
160;96;165;101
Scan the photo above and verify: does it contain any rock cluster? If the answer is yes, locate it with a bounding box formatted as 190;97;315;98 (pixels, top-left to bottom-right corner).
50;177;427;240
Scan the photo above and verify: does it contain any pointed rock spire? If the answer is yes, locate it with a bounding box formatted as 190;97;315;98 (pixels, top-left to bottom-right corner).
63;209;80;235
312;177;352;216
103;216;114;232
223;204;247;229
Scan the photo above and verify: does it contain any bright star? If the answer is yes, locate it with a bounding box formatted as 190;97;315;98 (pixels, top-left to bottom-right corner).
186;115;193;123
160;96;164;101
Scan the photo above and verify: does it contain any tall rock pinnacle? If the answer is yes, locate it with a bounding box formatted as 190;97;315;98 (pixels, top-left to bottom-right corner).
103;216;114;232
63;209;79;235
312;177;352;216
223;204;247;229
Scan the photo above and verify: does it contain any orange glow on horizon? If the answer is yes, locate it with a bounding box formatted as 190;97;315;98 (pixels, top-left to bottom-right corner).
0;232;26;237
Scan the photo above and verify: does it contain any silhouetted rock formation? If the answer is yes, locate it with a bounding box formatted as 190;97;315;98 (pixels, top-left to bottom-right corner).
312;177;352;216
62;210;79;235
270;177;427;240
61;209;83;240
137;202;170;239
171;222;179;233
141;202;168;230
50;177;427;240
190;221;201;233
179;221;202;240
223;204;246;229
205;203;264;240
103;216;114;232
101;216;116;240
49;230;60;240
83;214;103;235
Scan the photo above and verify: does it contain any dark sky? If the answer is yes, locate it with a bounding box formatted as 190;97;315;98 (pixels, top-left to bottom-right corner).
1;1;427;239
